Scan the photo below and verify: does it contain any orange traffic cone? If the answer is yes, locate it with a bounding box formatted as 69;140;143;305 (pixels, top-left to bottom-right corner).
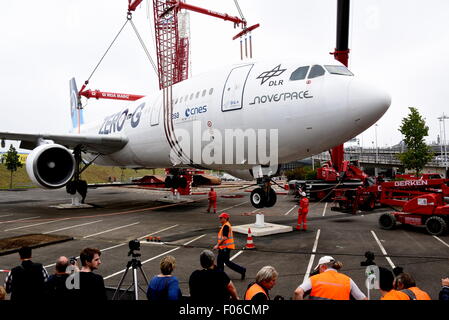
245;228;256;249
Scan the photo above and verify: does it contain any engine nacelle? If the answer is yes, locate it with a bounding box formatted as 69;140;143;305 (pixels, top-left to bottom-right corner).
26;144;75;189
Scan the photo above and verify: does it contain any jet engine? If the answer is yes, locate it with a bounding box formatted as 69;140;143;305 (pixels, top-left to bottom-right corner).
26;144;75;189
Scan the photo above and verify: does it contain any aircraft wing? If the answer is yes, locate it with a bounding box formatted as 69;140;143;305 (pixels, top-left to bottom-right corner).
0;131;128;154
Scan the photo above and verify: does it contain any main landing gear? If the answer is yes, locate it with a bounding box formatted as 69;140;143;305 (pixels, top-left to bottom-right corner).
65;146;96;205
250;177;277;208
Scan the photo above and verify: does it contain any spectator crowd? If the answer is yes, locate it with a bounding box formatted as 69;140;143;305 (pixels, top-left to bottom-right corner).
1;245;449;301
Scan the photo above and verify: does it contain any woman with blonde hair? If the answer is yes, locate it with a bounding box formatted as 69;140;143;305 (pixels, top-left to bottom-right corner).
146;255;182;300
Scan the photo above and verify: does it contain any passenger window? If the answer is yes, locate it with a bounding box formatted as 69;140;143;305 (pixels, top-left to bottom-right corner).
308;65;326;79
174;98;178;104
179;97;183;103
202;89;206;97
190;93;194;100
209;88;214;95
184;95;188;102
195;92;200;99
290;66;309;81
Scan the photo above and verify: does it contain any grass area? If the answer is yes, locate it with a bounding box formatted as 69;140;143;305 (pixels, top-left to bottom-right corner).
0;165;166;189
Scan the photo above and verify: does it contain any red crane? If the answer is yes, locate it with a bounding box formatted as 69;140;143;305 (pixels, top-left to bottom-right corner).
79;0;258;99
152;0;258;89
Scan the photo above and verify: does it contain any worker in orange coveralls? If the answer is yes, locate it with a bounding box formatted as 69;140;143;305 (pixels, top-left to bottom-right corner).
296;192;309;230
207;187;217;214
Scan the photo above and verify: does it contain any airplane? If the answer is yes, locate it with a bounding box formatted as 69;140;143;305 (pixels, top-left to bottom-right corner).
0;58;391;208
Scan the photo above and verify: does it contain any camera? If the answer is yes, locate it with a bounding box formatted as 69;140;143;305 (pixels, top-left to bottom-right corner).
129;239;140;251
69;257;77;265
128;239;141;257
360;251;376;266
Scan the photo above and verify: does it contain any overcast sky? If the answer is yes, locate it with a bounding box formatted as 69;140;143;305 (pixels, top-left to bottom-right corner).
1;0;449;153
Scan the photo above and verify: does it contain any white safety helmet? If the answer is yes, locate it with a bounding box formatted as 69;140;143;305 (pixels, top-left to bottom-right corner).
300;192;306;197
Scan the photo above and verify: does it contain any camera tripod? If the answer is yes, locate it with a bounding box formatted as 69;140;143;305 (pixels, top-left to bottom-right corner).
112;251;149;300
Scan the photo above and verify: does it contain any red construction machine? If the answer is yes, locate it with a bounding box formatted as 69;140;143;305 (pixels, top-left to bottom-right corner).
331;173;445;214
378;177;449;235
332;175;449;235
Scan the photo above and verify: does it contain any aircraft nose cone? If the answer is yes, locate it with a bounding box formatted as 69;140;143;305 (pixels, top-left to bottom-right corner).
348;79;391;127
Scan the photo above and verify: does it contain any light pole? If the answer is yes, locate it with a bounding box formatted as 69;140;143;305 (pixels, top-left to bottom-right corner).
439;118;443;163
375;124;379;176
375;124;379;162
438;114;449;173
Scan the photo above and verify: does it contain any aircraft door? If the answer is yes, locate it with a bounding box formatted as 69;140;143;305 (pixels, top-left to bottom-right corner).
221;64;253;112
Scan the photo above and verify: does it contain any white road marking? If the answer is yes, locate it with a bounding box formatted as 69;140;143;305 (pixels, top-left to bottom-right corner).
251;209;260;213
371;230;395;269
322;203;328;217
303;229;321;282
0;214;13;219
284;205;297;216
83;222;140;239
4;218;70;232
433;235;449;249
219;201;248;212
104;234;206;280
230;250;243;261
43;220;102;234
43;225;181;269
0;216;40;224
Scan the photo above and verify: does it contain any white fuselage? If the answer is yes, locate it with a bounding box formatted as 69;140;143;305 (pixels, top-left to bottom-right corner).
79;59;390;179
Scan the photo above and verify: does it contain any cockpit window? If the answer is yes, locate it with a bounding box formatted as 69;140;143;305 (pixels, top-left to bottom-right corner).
307;65;326;79
324;65;354;76
290;66;310;81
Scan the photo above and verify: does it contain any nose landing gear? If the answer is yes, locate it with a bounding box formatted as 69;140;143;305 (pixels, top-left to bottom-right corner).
250;177;277;208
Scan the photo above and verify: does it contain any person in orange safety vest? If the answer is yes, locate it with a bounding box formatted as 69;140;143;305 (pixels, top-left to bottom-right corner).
393;272;431;300
213;213;246;280
293;256;367;300
207;187;217;214
296;192;309;230
378;266;410;300
245;266;278;302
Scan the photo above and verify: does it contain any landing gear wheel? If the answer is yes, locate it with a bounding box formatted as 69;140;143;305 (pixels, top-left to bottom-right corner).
250;188;266;208
265;189;277;207
66;181;77;195
76;180;88;203
425;216;447;236
379;213;396;230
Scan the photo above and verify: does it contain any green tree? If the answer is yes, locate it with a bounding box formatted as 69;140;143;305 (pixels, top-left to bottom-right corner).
397;107;434;175
2;144;23;189
284;166;317;181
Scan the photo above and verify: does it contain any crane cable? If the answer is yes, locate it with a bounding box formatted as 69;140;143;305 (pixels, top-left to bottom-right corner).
85;19;130;84
84;14;158;87
129;18;158;76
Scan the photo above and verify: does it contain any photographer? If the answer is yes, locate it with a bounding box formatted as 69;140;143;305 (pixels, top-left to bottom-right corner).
44;256;77;300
